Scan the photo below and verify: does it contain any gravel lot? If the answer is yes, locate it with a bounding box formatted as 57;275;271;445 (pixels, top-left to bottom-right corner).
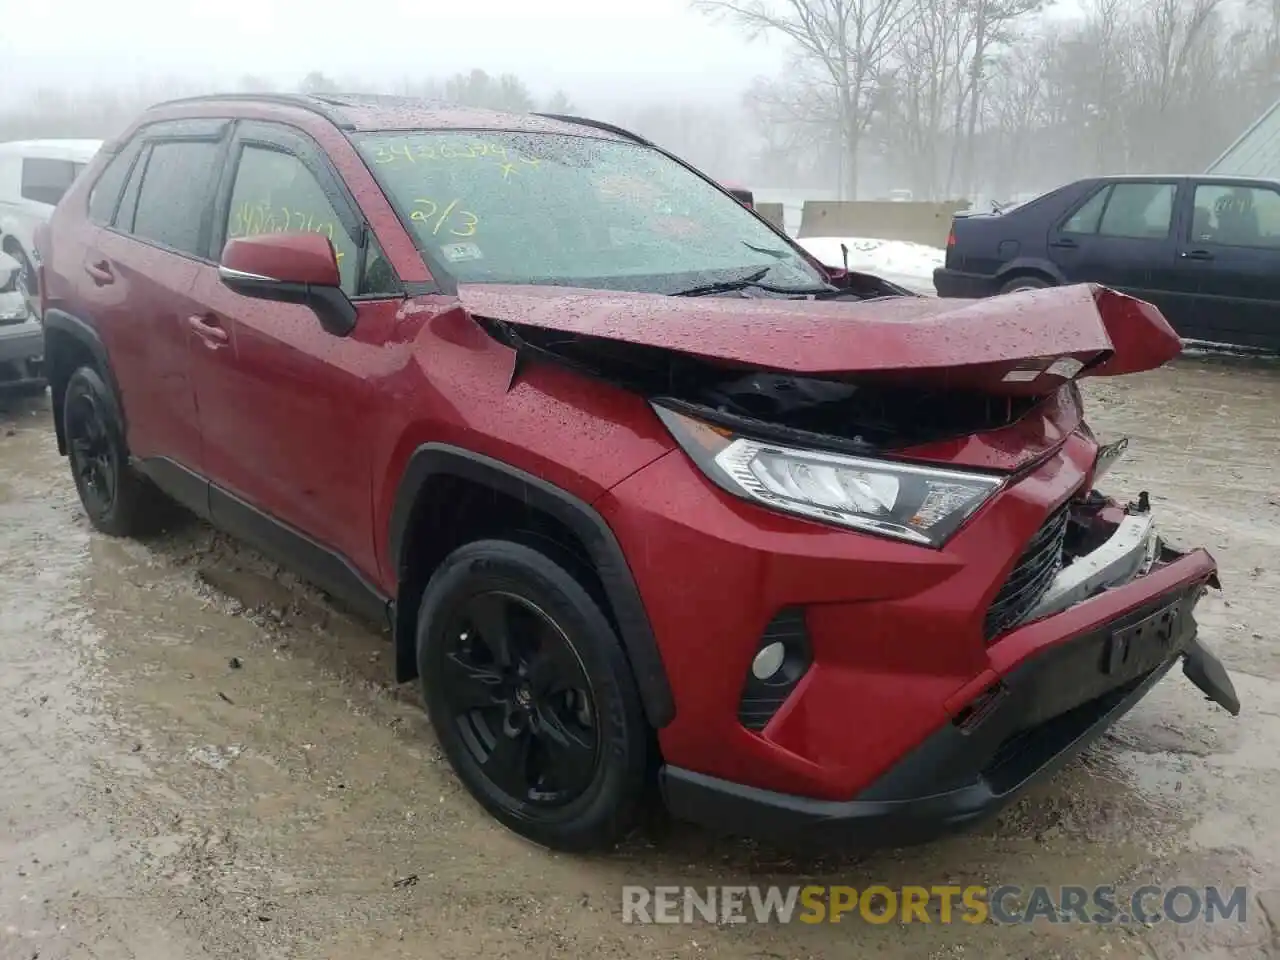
2;356;1278;960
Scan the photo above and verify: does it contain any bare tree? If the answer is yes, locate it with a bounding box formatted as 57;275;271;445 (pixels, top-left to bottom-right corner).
884;0;968;196
693;0;918;197
744;74;844;186
441;69;537;113
983;41;1043;191
543;90;577;114
1125;0;1226;166
298;71;340;94
949;0;1048;196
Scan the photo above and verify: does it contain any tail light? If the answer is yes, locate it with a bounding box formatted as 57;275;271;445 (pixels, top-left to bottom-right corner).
947;225;956;247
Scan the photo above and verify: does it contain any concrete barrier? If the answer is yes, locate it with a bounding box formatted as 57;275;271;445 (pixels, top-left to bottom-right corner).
797;200;971;247
754;202;785;231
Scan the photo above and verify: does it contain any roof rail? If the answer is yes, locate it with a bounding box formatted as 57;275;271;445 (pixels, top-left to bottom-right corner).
147;92;354;130
532;113;651;145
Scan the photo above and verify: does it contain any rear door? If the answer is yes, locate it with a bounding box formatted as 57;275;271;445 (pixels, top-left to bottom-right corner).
1167;179;1280;349
81;120;230;490
1047;179;1184;322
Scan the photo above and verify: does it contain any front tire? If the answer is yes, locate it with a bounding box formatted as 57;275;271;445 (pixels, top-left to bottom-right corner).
417;539;650;852
63;365;165;537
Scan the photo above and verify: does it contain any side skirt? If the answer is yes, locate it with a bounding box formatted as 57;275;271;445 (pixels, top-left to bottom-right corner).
135;456;392;630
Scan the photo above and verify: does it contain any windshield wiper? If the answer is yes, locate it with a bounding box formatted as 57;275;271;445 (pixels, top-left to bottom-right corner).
670;268;833;298
671;267;771;297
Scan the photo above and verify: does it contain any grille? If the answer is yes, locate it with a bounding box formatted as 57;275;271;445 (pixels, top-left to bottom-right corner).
983;503;1070;642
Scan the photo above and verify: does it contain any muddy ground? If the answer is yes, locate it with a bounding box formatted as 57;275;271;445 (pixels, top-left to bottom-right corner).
1;357;1278;960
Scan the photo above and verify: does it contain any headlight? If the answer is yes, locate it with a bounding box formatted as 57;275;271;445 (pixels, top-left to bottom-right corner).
654;404;1005;547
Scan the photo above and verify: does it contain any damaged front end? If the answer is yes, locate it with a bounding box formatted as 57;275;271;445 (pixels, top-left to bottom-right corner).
984;440;1239;717
468;282;1182;464
485;318;1055;457
467;281;1237;716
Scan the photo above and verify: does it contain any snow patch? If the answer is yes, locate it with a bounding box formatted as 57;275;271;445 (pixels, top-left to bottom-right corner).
795;236;943;293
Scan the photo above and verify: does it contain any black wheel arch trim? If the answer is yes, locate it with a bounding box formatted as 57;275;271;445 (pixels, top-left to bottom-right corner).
388;443;675;729
995;257;1066;285
42;308;126;456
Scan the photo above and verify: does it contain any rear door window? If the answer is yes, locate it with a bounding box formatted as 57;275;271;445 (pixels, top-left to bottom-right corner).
113;145;150;233
1061;186;1111;234
1190;183;1280;248
88;140;142;225
1097;182;1176;240
131;139;223;258
20;157;83;206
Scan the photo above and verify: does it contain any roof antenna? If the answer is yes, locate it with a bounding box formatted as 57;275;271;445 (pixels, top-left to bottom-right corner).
840;242;850;273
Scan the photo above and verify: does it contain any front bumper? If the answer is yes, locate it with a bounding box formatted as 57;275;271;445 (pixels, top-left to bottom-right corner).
604;416;1237;848
662;563;1236;849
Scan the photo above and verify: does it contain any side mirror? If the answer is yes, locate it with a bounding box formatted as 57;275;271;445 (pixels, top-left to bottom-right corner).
218;232;356;337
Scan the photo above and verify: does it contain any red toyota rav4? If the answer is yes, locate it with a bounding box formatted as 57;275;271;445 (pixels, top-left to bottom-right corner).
38;93;1239;852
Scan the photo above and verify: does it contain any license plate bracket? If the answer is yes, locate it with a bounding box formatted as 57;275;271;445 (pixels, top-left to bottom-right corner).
1104;600;1181;676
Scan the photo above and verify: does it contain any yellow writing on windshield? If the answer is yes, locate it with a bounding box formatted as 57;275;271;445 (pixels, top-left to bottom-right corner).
411;198;479;237
228;200;346;265
370;140;541;177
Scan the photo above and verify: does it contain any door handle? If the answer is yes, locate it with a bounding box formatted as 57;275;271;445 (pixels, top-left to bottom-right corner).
85;260;114;285
1049;237;1078;249
187;314;230;347
1181;249;1214;261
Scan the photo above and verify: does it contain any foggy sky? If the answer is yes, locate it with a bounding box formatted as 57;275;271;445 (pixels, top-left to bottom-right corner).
0;0;790;107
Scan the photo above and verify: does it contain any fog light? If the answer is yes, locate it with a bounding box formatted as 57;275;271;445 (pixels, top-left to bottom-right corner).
739;608;812;731
751;642;786;680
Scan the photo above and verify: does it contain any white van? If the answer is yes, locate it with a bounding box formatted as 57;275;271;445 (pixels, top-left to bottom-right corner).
0;139;103;297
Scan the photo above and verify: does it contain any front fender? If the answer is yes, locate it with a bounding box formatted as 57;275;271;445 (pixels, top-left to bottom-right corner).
42;308;125;456
387;442;676;728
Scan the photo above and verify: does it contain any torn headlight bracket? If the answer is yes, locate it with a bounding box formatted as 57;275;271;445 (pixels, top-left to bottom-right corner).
652;395;879;459
652;401;1007;548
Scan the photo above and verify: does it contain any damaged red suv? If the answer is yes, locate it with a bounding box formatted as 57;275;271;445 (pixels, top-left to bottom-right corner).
38;93;1240;852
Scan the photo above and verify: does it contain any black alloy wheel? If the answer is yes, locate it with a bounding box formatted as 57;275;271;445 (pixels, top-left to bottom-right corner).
66;379;119;519
417;539;650;851
62;365;169;537
441;590;599;807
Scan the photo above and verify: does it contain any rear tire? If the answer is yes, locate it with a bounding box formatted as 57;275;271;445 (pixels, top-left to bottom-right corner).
999;274;1052;294
417;539;650;852
63;365;168;537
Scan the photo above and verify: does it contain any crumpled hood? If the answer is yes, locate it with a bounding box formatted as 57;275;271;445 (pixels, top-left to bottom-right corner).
457;281;1181;393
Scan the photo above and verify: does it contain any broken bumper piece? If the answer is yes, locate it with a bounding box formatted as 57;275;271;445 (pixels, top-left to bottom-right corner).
1027;507;1158;622
1184;638;1240;716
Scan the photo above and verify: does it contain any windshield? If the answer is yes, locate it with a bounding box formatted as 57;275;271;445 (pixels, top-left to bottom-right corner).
354;131;826;294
